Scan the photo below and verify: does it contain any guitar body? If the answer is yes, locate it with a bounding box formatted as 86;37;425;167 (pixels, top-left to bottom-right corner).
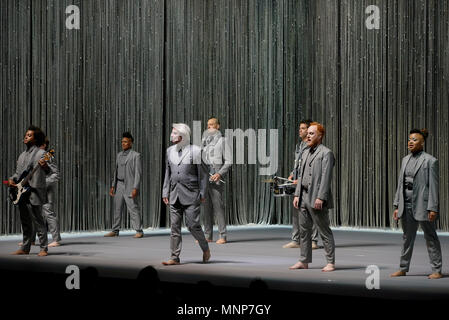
6;149;55;205
9;169;32;205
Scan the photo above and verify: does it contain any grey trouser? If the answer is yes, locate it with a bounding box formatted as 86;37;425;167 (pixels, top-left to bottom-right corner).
298;195;335;264
31;188;61;242
399;203;442;273
112;181;142;232
292;206;318;244
203;182;227;240
19;201;48;252
170;199;209;262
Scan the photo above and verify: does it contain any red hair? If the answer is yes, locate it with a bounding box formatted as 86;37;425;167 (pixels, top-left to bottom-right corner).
310;122;325;137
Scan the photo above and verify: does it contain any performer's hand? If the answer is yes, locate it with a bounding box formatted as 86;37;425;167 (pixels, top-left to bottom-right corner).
393;209;399;221
200;197;206;203
163;197;169;205
8;179;16;187
428;211;438;222
314;199;323;210
210;173;221;182
38;158;48;169
131;188;138;199
293;196;299;209
109;187;115;197
288;174;294;181
293;180;298;185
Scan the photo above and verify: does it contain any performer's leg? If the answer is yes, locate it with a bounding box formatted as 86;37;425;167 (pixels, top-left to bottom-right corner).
202;188;214;240
291;207;300;244
311;223;319;245
185;201;209;253
298;202;313;264
420;220;443;274
399;206;418;272
18;202;34;252
29;204;48;252
112;183;125;233
43;190;61;242
310;207;335;265
169;201;184;262
210;184;226;241
125;194;143;233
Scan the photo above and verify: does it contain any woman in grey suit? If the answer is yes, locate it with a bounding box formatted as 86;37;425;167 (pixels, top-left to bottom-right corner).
391;129;443;279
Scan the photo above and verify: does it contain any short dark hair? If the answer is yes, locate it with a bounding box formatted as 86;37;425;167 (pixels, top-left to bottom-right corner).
300;119;313;127
122;131;134;142
27;125;46;146
43;137;50;150
410;128;429;140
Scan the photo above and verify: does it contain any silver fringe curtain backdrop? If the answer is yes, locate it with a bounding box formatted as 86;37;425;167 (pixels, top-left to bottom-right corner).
1;0;448;235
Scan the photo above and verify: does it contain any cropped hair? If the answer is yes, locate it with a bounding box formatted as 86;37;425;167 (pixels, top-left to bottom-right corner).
409;128;428;140
309;122;325;137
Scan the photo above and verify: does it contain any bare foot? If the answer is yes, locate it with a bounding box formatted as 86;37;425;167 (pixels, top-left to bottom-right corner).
289;261;308;270
390;270;406;277
322;264;335;272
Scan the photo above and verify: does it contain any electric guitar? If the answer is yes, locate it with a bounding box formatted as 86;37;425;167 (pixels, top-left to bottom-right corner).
7;149;55;205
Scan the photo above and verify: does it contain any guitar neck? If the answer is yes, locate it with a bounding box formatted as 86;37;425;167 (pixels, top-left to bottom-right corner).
22;163;41;185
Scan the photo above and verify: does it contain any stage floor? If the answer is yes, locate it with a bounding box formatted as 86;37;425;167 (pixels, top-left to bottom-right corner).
0;225;448;300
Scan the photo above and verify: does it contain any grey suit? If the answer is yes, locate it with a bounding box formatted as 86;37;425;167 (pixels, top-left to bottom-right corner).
162;144;209;262
290;141;318;244
31;158;61;242
10;145;48;252
111;149;143;233
294;144;335;264
202;132;232;240
393;151;442;273
43;159;61;241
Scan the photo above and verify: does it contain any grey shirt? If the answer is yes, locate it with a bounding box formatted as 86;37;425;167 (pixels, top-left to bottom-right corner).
117;149;131;180
404;151;423;185
301;145;317;190
404;151;423;202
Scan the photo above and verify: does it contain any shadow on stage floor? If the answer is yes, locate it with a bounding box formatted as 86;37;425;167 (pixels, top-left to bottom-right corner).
0;225;448;317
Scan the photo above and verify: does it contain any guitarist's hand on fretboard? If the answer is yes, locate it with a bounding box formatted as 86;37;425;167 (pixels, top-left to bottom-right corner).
38;158;49;170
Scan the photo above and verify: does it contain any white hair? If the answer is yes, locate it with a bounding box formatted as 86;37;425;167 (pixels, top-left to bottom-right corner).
172;123;191;137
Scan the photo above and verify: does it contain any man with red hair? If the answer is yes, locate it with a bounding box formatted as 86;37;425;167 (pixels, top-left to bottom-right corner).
290;122;336;272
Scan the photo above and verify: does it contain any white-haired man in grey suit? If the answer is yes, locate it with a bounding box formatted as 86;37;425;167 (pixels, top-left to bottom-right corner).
391;129;443;279
290;122;336;272
202;117;232;244
106;132;144;238
162;123;211;265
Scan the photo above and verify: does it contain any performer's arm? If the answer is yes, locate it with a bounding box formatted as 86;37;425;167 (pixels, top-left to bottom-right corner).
427;158;439;220
162;151;171;204
217;137;232;178
46;160;60;186
133;153;142;190
197;149;208;202
317;151;334;203
110;157;118;196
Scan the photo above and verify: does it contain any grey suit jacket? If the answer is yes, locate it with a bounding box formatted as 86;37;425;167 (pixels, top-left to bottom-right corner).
10;145;48;205
111;150;142;195
290;141;308;180
294;144;335;209
46;159;60;202
162;144;208;205
202;133;232;180
393;151;439;221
